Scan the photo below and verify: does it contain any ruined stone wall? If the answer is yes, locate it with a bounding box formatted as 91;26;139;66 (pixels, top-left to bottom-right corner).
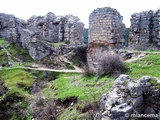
59;15;84;45
0;12;84;60
129;9;160;46
152;9;160;45
88;7;125;71
89;7;125;44
27;13;84;45
0;13;26;43
96;75;160;120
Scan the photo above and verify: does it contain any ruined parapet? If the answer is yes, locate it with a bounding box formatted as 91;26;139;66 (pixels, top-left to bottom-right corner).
129;10;153;44
0;12;84;60
129;9;160;47
89;7;125;44
88;7;125;71
0;13;26;43
27;12;59;43
27;13;84;45
152;9;160;45
96;75;160;120
59;15;84;45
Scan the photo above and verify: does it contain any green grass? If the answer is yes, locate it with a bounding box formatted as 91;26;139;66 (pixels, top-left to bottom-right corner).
42;73;114;102
65;63;75;70
126;53;160;79
58;107;79;120
0;68;114;119
0;50;7;65
150;78;160;89
0;39;8;47
1;48;160;119
0;68;34;98
43;40;65;47
7;44;34;62
41;73;114;119
0;39;34;67
0;68;34;119
52;42;65;47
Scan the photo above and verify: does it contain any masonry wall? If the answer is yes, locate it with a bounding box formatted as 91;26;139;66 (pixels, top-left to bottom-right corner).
89;7;125;44
88;7;125;71
129;9;160;46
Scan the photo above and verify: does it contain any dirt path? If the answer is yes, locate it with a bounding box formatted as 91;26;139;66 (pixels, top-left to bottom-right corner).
60;56;83;72
125;51;160;63
1;66;84;73
125;53;147;62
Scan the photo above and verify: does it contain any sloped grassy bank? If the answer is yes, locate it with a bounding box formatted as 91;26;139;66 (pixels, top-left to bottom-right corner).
0;68;114;119
0;52;160;119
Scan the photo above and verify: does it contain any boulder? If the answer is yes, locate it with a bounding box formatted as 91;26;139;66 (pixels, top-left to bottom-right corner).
99;75;160;120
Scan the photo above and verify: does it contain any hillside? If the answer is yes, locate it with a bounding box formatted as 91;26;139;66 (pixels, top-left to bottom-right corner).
1;38;160;119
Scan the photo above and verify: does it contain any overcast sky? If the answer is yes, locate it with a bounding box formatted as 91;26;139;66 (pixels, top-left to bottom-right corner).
0;0;160;28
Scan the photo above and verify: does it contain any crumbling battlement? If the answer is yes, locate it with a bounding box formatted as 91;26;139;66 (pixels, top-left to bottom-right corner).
129;9;160;46
89;7;125;45
0;12;84;60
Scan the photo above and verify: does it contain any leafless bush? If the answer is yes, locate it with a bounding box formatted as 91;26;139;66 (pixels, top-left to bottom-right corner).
83;64;94;76
97;51;126;76
85;51;126;77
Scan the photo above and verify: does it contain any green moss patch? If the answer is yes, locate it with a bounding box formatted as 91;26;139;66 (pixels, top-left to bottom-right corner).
150;78;160;89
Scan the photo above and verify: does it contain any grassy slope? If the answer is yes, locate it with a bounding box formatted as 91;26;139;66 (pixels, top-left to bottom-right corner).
0;68;34;120
126;53;160;79
0;39;34;65
1;38;160;120
0;68;114;119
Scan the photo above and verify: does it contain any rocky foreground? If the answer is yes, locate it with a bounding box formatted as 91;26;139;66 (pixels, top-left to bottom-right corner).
96;74;160;120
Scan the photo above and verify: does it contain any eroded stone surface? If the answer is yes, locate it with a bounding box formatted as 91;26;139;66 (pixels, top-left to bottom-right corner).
87;7;125;71
0;12;84;60
129;9;160;48
97;75;160;120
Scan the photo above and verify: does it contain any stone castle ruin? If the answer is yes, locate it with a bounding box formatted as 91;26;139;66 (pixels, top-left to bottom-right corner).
87;7;125;71
129;9;160;47
27;13;84;44
0;12;84;60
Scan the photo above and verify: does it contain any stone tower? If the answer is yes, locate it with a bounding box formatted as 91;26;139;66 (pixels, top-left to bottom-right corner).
88;7;125;71
89;7;125;46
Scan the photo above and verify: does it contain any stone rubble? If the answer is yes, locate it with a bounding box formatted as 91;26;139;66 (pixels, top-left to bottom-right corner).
0;12;84;60
129;9;160;46
96;74;160;120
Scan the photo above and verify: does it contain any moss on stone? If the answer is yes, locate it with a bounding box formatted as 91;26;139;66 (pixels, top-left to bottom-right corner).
150;78;160;89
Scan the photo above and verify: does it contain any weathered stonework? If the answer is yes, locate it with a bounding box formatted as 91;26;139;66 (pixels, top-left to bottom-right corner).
0;13;26;43
96;75;160;120
0;12;84;60
88;7;125;71
89;7;125;44
129;9;160;46
27;13;84;45
58;15;84;44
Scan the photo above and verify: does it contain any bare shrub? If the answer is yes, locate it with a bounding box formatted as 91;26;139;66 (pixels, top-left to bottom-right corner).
97;51;126;76
85;51;126;77
83;64;94;76
99;52;125;75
